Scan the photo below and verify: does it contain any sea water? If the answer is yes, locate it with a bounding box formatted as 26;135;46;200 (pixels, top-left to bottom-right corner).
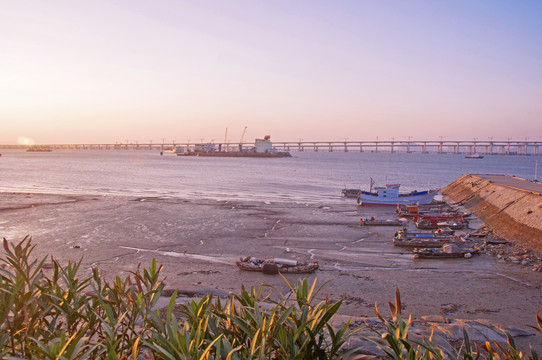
0;149;539;204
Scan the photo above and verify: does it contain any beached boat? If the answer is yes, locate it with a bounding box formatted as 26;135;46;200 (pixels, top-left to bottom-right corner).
393;235;465;248
395;228;456;237
357;179;438;206
396;204;462;218
342;188;360;198
360;218;406;226
412;245;479;259
416;218;466;230
236;257;319;275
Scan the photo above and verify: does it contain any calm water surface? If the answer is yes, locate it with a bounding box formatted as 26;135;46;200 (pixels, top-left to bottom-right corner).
0;150;540;204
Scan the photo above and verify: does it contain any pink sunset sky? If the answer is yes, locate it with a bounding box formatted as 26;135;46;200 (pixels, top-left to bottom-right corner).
1;0;541;145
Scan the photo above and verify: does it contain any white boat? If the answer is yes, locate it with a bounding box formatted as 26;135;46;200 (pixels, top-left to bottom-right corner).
357;179;438;206
465;152;483;159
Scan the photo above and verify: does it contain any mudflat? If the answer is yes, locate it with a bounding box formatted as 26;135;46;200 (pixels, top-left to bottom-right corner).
1;192;541;351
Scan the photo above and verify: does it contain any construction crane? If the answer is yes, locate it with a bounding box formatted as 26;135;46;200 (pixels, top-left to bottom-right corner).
239;126;247;151
222;128;228;152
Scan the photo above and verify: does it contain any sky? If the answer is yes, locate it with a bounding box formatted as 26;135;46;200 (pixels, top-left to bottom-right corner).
1;0;542;145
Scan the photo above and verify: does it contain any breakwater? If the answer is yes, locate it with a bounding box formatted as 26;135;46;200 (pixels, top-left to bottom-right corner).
441;174;542;252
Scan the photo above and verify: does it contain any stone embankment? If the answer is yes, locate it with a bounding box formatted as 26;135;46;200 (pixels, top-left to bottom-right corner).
441;174;542;269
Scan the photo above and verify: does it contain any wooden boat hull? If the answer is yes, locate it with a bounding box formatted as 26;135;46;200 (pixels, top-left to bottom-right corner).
396;229;455;236
393;237;465;248
342;189;360;198
358;192;437;206
360;220;404;226
416;222;465;230
412;248;479;259
236;257;319;274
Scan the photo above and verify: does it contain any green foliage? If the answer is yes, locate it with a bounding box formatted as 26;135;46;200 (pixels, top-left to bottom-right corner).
0;236;540;359
365;288;541;360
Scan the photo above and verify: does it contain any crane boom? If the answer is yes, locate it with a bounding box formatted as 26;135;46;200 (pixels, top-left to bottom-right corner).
239;126;248;151
240;126;247;144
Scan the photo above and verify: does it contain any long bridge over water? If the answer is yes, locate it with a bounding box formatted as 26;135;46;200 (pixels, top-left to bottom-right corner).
2;140;542;155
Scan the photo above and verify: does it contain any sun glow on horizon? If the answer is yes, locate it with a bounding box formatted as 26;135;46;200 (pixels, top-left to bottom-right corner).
17;137;35;146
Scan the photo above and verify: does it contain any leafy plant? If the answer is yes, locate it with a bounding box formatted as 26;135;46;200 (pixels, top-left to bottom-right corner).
0;236;540;359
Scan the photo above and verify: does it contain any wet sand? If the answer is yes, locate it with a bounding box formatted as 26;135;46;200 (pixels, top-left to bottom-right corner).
1;192;541;351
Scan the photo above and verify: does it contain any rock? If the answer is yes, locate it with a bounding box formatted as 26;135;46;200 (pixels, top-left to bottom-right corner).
342;338;386;358
421;315;448;323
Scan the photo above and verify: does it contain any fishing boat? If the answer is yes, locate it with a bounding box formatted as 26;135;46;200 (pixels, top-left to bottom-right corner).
395;228;456;237
360;218;407;226
236;257;319;275
416;218;466;230
357;179;439;206
412;245;479;259
396;204;463;218
465;152;484;159
342;188;360;198
393;235;465;248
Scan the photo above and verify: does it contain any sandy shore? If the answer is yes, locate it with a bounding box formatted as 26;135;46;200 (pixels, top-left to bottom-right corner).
1;191;541;351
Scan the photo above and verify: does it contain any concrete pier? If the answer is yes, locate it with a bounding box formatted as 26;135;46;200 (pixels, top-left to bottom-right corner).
441;174;542;252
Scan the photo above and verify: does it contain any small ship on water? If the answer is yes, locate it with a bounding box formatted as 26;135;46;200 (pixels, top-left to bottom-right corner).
162;136;291;158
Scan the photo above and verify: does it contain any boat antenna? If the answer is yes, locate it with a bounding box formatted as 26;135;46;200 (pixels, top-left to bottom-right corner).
370;177;374;193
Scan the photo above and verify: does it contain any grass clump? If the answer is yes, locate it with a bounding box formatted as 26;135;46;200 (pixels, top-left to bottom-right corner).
0;236;540;359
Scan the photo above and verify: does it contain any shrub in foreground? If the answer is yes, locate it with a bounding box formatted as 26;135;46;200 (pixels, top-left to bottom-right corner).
0;236;540;359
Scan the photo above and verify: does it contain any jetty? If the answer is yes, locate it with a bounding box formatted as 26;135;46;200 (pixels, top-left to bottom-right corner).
441;174;542;252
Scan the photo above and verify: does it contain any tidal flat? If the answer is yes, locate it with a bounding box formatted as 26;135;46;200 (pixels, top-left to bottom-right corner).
0;191;541;351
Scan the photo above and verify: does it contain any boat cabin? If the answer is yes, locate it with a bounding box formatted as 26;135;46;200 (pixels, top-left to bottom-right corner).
367;184;401;197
